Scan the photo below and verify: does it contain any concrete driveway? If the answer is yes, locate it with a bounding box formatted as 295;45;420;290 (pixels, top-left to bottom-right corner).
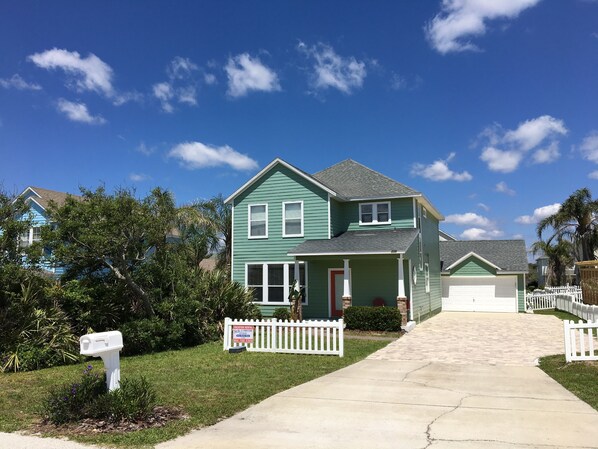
159;312;598;449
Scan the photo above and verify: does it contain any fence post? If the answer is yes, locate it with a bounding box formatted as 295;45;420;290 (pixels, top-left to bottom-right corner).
338;318;344;358
271;318;278;351
564;320;572;363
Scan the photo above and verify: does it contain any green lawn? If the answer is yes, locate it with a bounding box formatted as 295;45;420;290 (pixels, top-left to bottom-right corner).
533;309;582;322
0;339;387;447
539;355;598;411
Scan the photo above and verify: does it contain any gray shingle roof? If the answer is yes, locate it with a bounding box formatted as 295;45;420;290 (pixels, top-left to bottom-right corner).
288;228;419;256
440;240;528;273
313;159;420;200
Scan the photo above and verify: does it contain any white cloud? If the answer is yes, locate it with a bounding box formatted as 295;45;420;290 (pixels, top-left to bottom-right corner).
0;74;42;91
477;202;490;211
411;152;472;181
152;57;202;112
515;203;561;224
504;115;567;152
204;73;217;85
480;147;522;173
129;173;150;182
589;170;598;180
512;234;524;239
135;142;155;156
168;141;258;171
445;212;492;227
580;131;598;163
29;48;114;96
460;228;504;240
425;0;542;54
531;141;560;164
298;42;367;94
494;181;516;195
225;53;280;97
56;98;105;124
478;115;567;172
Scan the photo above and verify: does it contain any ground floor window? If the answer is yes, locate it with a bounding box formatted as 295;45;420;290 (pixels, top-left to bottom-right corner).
246;262;307;304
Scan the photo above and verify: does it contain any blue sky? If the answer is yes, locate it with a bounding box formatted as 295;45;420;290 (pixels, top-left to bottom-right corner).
1;1;597;251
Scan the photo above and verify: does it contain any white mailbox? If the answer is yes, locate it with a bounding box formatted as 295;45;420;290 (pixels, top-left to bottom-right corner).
79;331;124;391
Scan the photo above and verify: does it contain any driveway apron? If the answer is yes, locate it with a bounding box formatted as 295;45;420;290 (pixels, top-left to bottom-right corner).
159;312;598;449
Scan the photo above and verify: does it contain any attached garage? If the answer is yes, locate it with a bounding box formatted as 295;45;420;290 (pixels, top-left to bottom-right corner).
440;240;528;313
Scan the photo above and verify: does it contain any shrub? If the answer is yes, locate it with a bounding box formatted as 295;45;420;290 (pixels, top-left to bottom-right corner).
343;306;401;332
41;365;158;424
272;307;291;321
41;365;107;424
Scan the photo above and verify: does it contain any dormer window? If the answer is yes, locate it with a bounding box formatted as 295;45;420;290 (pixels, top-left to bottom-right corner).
359;202;391;225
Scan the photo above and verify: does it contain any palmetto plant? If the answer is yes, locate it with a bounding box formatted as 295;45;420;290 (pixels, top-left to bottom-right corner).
537;188;598;262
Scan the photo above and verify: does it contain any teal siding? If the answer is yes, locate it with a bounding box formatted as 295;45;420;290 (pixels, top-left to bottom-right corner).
330;198;344;237
231;164;329;312
336;198;414;232
451;257;497;276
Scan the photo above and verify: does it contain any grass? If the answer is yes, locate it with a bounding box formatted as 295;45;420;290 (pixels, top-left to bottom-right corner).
539;355;598;411
344;329;401;339
0;339;387;447
533;309;583;322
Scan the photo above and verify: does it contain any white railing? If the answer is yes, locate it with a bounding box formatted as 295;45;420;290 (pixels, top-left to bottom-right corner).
564;320;598;362
223;317;344;357
556;294;598;322
526;286;583;311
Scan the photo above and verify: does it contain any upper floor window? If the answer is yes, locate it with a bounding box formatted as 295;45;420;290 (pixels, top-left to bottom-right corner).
19;226;41;248
424;262;430;293
283;201;303;237
248;204;268;238
359;202;391;225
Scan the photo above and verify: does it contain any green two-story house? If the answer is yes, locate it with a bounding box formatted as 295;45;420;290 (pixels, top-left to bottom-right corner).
225;158;444;322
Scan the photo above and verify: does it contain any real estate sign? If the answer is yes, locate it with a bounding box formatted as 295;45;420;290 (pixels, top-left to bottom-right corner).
232;325;254;344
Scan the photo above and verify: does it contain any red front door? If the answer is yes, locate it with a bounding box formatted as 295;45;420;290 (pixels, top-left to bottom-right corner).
330;270;345;317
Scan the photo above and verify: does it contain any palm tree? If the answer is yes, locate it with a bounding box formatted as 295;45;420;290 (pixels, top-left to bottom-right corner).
531;239;574;287
188;194;232;273
537;188;598;262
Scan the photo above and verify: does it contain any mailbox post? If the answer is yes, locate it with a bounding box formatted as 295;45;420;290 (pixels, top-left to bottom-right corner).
79;331;123;391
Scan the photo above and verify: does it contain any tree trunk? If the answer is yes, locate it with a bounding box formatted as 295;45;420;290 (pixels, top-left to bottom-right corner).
106;262;154;317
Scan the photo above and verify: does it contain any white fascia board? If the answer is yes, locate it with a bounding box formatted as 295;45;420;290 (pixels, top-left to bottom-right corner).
446;251;502;271
287;250;405;257
498;271;528;275
12;186;43;206
224;158;339;204
25;196;46;211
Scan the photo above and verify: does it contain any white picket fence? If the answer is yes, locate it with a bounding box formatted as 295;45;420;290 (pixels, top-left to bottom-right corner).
526;286;583;311
223;317;344;357
555;294;598;322
564;320;598;362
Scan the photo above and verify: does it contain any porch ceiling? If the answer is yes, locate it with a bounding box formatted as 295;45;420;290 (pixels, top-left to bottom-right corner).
287;228;418;257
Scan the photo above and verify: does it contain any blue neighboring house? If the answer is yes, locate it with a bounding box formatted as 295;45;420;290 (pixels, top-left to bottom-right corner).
17;186;76;276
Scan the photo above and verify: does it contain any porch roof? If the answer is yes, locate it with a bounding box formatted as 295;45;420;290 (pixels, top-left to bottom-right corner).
288;228;418;257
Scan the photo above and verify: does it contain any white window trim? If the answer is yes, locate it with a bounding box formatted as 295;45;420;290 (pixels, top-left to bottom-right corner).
245;261;308;305
248;204;268;239
20;226;42;248
422;207;427;219
359;201;391;226
418;233;423;270
282;200;304;238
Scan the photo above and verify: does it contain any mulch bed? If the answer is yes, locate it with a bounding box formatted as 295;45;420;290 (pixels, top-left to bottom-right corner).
34;406;188;434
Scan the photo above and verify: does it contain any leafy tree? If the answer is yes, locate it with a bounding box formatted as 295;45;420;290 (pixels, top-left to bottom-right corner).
537;188;598;262
531;239;574;287
45;187;178;317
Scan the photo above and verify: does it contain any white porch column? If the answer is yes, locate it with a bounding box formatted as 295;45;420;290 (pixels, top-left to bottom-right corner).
397;256;405;297
294;260;300;285
396;256;408;327
343;259;351;297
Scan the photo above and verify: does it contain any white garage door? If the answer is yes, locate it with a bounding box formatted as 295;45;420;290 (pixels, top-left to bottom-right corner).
442;276;518;313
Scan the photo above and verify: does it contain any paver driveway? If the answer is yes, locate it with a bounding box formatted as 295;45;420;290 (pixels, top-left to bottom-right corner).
159;312;598;449
369;311;565;365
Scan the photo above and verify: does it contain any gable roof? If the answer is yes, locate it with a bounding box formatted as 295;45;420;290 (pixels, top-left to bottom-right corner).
20;186;79;210
288;228;419;256
440;240;528;273
224;158;338;204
